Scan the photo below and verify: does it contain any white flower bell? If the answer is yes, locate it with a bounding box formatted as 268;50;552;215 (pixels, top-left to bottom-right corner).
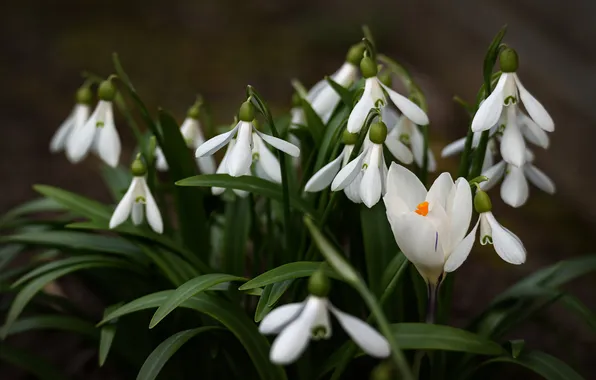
66;79;121;167
155;102;215;174
347;56;428;134
383;164;476;285
259;272;390;365
196;100;300;178
304;131;357;191
109;158;163;234
50;86;92;160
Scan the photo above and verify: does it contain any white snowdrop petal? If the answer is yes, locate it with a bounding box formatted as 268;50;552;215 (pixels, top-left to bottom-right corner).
384;136;414;164
195;122;240;157
471;74;508;132
95;106;121;168
254;134;282;183
333;62;358;86
447;177;473;246
514;74;554;132
519;113;550;149
360;145;383;208
330;305;390;358
501;165;529;208
441;137;466;158
344;172;363;203
155;147;169;171
444;219;479;272
482;143;495;173
347;79;374;133
196;156;216;174
141;179;163;234
67;103;102;163
227;123;253;177
331;151;366;191
305;153;343;192
426;148;437;172
485;212;526;264
384;163;427;210
410;125;425;168
382;107;401;132
524;164;556;194
259;303;304;335
480;161;507;191
382;84;429;126
212;141;233;195
500;107;527;167
131;203;144;225
109;177;140;229
254;129;300;157
50;109;75;153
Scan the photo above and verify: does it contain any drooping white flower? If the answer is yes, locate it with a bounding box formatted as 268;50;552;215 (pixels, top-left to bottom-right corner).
211;139;248;197
441;132;498;174
50;87;92;160
304;142;355;192
196;101;300;178
109;159;163;234
480;151;555;208
66;79;121;167
259;295;390;365
155;105;215;174
347;57;428;134
383;163;476;284
473;190;526;264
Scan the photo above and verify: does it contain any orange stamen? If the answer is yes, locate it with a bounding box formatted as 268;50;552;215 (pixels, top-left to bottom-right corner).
415;201;429;216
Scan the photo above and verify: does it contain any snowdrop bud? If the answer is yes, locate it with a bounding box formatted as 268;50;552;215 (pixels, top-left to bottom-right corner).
346;43;366;65
499;47;519;73
131;156;147;176
474;189;492;213
369;121;388;144
371;361;394;380
308;271;331;297
239;101;256;122
342;130;359;145
75;86;93;105
378;71;393;87
98;79;116;101
292;92;302;107
360;56;378;79
187;104;201;120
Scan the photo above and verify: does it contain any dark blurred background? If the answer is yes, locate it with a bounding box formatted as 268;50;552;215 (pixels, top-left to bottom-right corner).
1;0;595;378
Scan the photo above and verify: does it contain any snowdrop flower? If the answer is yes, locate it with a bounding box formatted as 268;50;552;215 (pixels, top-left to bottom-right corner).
109;158;163;234
480;151;555;208
155;102;215;174
50;86;92;160
441;132;497;173
259;271;390;365
347;56;428;134
383;164;476;285
67;79;121;167
196;100;300;178
308;44;364;124
304;130;357;191
386;109;436;171
330;121;390;208
473;190;526;264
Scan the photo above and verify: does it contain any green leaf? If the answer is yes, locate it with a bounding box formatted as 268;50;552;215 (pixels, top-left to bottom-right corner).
483;25;507;97
223;198;251;276
136;327;220;380
2;315;98;338
2;261;131;338
300;97;325;146
149;273;246;328
0;244;24;272
0;343;69;380
239;261;337;290
325;77;354;108
312;109;348;173
267;279;293;307
177;174;316;216
34;184;112;221
390;323;504;355
254;284;274;322
99;303;123;366
0;198;64;227
99;291;287;380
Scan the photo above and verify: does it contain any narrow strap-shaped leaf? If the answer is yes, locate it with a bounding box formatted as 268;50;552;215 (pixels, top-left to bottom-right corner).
34;184;113;220
2;315;98;338
0;343;69;380
223;197;251;276
239;261;337;290
99;303;124;366
300;97;325;147
0;198;64;227
254;284;274;322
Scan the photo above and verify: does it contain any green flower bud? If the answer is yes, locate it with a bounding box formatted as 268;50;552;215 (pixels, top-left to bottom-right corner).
369;121;388;144
238;101;256;122
474;189;492;213
346;43;366;65
131;157;147;176
370;361;394;380
98;79;116;101
378;71;393;87
187;104;201;120
292;92;302;107
308;270;331;298
342;130;359;145
499;47;519;73
360;56;378;79
75;86;93;105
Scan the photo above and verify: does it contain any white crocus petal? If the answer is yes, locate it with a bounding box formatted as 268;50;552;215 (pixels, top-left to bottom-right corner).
471;74;509;132
480;161;507;191
484;212;526;264
331;151;366;191
519;113;550;149
196;122;241;157
501;165;529;208
109;177;142;229
524;164;555;194
426;172;454;209
259;303;304;335
305;153;344;192
381;83;429;126
254;129;300;157
446;177;473;246
67;102;106;163
95;104;121;168
347;79;374;133
500;107;526;167
139;178;163;233
329;305;390;358
384;133;414;164
131;203;144;225
389;213;444;284
444;219;479;272
254;133;282;183
50;108;76;153
269;297;323;365
360;145;383;208
513;74;554;132
441;137;466;158
384;163;427;210
344;172;363;203
227;122;253;177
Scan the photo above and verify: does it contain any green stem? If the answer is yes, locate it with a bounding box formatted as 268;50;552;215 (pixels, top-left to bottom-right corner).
457;126;475;178
468;130;490;180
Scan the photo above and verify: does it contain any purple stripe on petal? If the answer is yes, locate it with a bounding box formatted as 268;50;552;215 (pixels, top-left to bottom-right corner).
434;232;439;251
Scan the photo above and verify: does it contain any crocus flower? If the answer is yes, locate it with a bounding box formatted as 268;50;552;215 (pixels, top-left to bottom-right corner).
109;158;163;234
50;86;92;160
